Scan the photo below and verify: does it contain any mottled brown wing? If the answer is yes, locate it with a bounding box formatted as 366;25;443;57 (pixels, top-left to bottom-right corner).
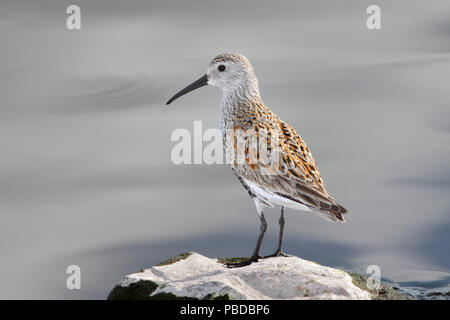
230;116;347;222
275;119;347;220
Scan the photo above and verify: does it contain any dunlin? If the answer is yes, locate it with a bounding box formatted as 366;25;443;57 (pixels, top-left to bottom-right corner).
166;53;347;267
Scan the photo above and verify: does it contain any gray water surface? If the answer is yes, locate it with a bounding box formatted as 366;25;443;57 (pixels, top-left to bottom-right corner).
0;0;449;299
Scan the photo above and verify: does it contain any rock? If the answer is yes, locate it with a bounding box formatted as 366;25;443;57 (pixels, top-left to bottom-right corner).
107;252;407;300
347;272;410;300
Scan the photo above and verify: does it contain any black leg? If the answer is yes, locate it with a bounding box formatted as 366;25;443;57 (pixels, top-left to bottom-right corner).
264;206;290;258
227;212;267;268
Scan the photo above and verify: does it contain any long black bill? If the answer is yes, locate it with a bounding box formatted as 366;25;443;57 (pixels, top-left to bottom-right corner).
166;74;208;105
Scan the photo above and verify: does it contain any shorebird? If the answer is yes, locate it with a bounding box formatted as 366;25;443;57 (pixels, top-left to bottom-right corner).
166;53;347;268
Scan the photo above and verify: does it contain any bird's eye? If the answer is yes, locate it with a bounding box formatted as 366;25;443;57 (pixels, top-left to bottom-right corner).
218;65;226;72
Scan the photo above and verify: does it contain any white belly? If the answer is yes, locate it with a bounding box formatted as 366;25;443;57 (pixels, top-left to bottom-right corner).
243;179;312;212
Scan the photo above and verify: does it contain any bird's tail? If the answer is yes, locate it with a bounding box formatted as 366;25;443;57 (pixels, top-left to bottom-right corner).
315;202;348;222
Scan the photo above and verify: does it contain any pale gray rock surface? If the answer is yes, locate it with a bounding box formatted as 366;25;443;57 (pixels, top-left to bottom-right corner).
111;252;373;300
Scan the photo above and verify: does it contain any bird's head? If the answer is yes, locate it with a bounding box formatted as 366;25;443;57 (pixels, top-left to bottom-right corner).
166;53;259;105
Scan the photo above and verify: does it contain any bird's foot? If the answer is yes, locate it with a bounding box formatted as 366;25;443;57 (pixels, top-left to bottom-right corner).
226;255;261;268
263;249;291;258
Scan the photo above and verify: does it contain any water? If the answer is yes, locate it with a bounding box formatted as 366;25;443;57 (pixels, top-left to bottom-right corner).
0;0;449;299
